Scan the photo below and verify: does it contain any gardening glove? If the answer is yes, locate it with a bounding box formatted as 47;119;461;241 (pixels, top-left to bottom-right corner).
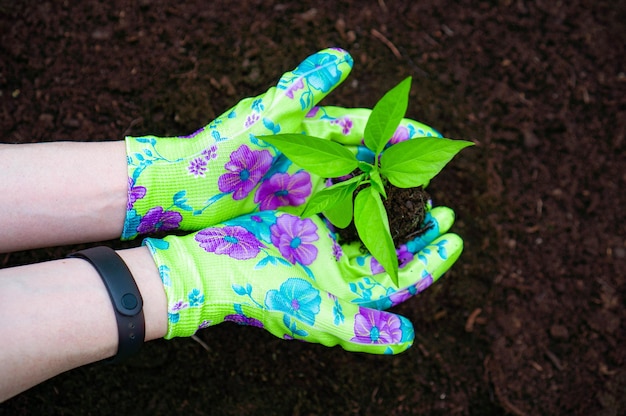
300;105;444;164
123;48;354;239
143;205;462;354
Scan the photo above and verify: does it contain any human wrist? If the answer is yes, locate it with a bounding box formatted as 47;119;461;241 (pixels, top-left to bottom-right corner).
116;246;168;342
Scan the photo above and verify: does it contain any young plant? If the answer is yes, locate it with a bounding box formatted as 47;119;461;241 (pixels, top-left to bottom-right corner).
262;77;473;286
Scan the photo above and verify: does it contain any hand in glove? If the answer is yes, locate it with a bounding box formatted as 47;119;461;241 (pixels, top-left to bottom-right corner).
123;48;353;239
144;206;462;354
123;49;447;240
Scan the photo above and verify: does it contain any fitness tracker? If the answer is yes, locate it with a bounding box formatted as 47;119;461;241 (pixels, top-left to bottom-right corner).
68;246;145;364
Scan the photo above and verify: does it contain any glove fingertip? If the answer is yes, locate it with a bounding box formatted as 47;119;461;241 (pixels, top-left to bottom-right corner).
428;206;456;234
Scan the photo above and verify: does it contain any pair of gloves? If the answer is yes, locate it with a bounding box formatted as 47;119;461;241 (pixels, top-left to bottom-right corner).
123;48;462;355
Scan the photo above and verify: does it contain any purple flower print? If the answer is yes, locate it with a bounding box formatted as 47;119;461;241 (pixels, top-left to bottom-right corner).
218;145;273;200
188;157;208;177
224;313;264;328
244;112;260;128
352;307;403;344
397;245;414;269
330;234;343;262
370;257;385;275
285;77;305;99
180;126;205;139
270;215;319;266
202;145;218;160
305;106;320;118
137;207;182;234
127;178;146;210
170;300;189;313
389;273;434;306
331;116;353;135
254;171;312;210
198;320;212;330
195;225;265;260
389;125;410;145
168;300;189;324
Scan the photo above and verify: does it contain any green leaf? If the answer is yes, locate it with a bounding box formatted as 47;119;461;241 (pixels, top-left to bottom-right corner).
364;76;412;156
323;192;354;229
261;134;358;177
380;137;474;188
301;175;362;220
368;169;387;199
357;160;374;173
354;187;399;286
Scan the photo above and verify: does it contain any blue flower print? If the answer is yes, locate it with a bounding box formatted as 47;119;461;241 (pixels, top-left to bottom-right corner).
251;98;264;112
168;300;189;324
265;278;321;326
293;51;347;93
159;264;171;287
224;211;278;244
279;50;353;109
188;288;205;307
122;209;141;240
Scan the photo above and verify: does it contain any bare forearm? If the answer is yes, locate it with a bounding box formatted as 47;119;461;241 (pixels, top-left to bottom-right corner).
0;245;167;402
0;141;128;252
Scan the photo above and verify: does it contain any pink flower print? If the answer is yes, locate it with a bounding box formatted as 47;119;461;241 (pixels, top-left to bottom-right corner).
188;157;208;177
270;214;319;266
352;307;403;344
195;225;265;260
254;171;312;210
137;207;182;234
389;125;410;145
218;145;273;200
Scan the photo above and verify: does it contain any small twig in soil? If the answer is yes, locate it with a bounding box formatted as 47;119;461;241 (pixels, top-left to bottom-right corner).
123;117;144;137
485;356;529;416
544;349;564;371
191;334;210;352
464;308;482;332
371;29;402;59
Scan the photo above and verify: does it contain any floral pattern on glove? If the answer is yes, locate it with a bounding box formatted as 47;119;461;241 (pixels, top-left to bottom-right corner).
123;141;313;239
217;144;273;199
146;207;462;354
195;225;265;260
123;49;354;240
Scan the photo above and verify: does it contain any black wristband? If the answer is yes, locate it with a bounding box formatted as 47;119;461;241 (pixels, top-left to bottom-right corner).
68;246;145;364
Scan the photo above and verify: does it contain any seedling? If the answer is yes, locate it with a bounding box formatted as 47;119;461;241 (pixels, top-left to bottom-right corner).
262;77;473;286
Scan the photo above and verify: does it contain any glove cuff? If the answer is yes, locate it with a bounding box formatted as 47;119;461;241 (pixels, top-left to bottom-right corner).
144;234;219;338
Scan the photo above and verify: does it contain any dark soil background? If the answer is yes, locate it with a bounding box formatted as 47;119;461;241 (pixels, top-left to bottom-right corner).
1;1;625;415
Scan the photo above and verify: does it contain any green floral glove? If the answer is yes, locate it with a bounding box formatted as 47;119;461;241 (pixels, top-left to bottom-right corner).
144;206;462;354
123;48;353;239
